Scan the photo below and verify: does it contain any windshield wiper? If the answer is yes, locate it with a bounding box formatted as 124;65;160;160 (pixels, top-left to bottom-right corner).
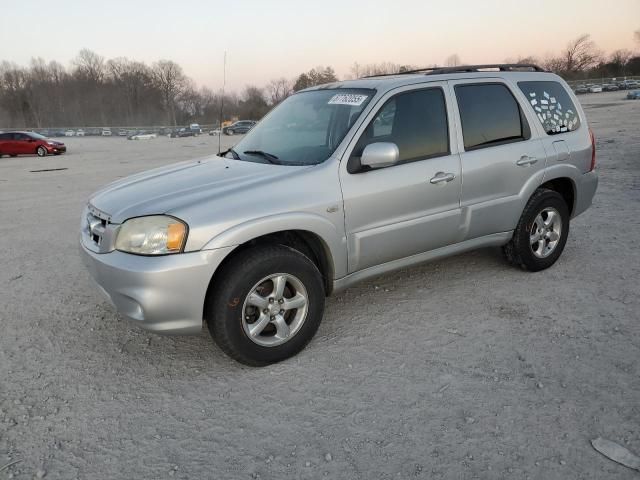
221;148;241;160
243;150;281;164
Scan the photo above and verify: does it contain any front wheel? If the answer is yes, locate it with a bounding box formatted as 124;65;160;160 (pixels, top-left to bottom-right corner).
206;245;325;366
36;146;47;157
503;188;570;271
226;129;234;136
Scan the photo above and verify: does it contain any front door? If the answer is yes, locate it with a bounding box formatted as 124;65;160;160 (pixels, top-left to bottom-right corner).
340;83;463;273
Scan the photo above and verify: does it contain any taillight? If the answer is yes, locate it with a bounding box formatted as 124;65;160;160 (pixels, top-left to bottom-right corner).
589;128;596;171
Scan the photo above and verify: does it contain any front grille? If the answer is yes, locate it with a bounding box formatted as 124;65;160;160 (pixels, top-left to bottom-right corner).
85;205;114;252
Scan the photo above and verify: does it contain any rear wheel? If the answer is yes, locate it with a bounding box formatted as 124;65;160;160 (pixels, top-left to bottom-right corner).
503;188;570;271
206;245;325;366
227;129;235;136
36;146;47;157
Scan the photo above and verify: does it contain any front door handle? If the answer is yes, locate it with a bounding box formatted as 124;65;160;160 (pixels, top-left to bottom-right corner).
430;172;456;184
516;155;538;167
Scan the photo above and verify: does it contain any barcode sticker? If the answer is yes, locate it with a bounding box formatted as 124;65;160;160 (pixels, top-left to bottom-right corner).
328;94;368;106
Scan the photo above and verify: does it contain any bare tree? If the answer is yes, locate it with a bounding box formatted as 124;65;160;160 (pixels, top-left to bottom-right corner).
348;62;413;78
635;29;640;45
73;49;105;83
444;54;461;67
267;77;292;105
152;60;186;125
561;34;601;72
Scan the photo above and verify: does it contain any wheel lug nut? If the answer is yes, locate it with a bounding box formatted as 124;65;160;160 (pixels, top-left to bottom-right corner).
279;309;284;314
269;298;274;303
263;309;268;314
278;299;284;304
270;315;275;320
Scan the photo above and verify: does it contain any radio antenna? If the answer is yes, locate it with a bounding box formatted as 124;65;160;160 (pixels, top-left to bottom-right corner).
217;51;226;155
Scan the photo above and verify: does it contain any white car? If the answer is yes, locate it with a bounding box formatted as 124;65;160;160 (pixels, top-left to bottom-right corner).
64;129;75;137
118;130;127;136
76;129;85;137
102;129;112;137
129;133;157;140
208;128;221;136
588;85;603;93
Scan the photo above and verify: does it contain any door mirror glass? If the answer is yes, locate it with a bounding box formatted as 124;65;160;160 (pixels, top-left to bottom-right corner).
361;142;399;169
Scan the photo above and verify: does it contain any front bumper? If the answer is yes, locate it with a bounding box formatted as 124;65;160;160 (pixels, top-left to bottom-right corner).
80;240;235;334
46;145;66;154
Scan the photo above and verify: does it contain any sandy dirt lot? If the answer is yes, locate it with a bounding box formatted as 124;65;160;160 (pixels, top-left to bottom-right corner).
1;91;639;479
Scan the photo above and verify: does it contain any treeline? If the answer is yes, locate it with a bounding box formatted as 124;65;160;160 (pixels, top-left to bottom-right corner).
1;33;638;129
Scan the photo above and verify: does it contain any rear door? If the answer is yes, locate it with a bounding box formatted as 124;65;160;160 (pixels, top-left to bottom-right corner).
447;79;547;240
15;133;33;154
339;82;463;273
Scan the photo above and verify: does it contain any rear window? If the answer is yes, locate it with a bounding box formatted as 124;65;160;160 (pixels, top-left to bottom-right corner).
455;83;530;151
518;81;580;135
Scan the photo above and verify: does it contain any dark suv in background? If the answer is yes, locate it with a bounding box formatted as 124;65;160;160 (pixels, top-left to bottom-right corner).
223;120;257;135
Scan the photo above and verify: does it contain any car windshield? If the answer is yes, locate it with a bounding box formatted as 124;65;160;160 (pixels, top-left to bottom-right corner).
29;132;47;140
230;88;374;166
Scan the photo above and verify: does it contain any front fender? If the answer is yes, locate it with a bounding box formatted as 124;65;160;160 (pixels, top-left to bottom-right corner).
201;212;348;279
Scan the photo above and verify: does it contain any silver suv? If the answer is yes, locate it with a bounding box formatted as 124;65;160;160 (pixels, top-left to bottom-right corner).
81;64;598;366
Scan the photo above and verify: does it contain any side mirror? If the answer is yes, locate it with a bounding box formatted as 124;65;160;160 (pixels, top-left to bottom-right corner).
361;142;399;169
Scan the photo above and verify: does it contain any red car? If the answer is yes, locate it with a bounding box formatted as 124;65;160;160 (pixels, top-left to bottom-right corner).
0;131;66;158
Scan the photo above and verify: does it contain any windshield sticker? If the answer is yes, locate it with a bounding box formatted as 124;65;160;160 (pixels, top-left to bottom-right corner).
328;94;368;106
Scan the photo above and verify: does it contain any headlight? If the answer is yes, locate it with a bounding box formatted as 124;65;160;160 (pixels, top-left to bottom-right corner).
115;215;187;255
47;141;55;145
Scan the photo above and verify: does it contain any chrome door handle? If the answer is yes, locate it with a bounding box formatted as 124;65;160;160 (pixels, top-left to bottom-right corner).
516;155;538;167
430;172;456;184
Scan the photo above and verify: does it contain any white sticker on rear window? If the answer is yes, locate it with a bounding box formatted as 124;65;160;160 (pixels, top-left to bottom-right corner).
328;94;368;106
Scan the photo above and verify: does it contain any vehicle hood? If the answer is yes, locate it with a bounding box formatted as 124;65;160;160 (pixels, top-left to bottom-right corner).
89;155;311;223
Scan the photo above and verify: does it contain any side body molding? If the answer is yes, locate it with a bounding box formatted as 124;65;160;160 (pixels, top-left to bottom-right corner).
201;212;348;279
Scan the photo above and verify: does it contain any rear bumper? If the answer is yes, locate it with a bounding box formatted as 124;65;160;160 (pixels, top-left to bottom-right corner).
80;240;234;334
573;170;598;218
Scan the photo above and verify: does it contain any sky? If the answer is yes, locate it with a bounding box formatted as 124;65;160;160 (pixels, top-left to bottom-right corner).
1;0;638;92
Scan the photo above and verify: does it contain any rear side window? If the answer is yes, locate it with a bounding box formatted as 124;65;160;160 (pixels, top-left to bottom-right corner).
351;87;449;169
455;83;530;151
518;81;580;135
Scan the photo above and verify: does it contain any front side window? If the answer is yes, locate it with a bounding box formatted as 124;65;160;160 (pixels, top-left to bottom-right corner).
455;83;530;151
518;81;580;135
232;88;374;166
349;88;449;171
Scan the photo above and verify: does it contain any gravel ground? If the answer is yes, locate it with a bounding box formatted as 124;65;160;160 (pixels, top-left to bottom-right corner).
1;91;639;479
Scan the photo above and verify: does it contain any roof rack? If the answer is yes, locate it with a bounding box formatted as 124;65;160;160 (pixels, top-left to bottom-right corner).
363;64;546;78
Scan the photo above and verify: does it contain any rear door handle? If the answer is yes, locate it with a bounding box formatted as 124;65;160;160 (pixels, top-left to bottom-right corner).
430;172;456;184
516;155;538;167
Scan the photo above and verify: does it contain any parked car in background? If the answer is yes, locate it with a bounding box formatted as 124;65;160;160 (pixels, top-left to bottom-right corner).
574;85;588;94
627;90;640;100
602;84;619;92
102;128;112;136
208;128;221;136
189;123;202;134
618;80;639;90
76;129;86;137
65;129;75;137
223;120;257;135
171;127;198;138
80;64;598;365
588;85;603;93
0;131;66;157
118;129;127;136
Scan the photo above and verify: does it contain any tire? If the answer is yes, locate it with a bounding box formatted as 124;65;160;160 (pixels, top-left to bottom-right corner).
36;146;47;157
503;188;570;272
227;129;234;136
206;244;325;366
